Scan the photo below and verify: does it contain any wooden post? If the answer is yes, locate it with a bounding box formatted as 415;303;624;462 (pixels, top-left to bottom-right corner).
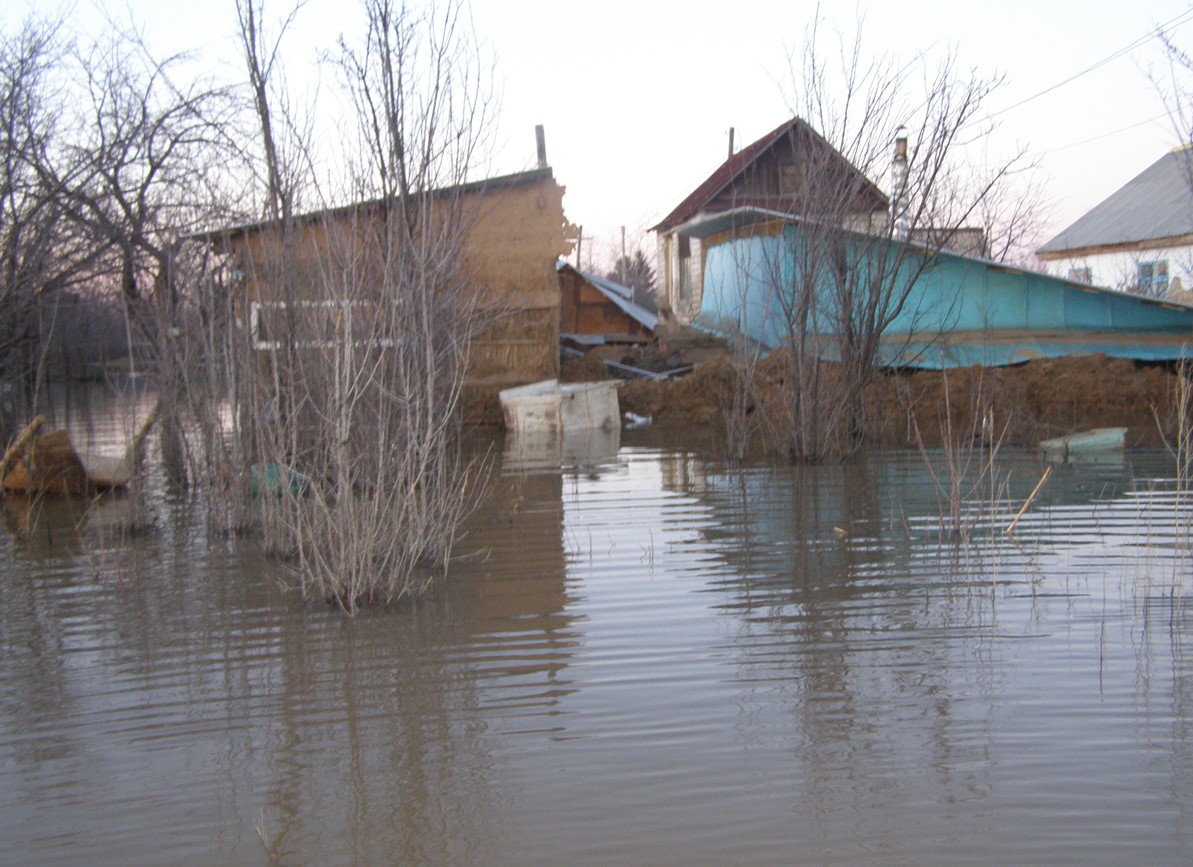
124;402;160;465
1005;466;1052;534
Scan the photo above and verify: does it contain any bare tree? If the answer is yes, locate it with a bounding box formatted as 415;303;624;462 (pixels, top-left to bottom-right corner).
1157;32;1193;151
727;15;1039;462
183;0;499;611
56;29;237;309
51;24;240;485
0;15;59;419
0;14;107;427
160;0;317;532
0;0;514;613
235;0;316;222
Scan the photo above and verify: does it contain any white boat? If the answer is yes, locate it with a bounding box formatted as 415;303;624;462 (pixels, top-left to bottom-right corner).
498;379;620;436
1039;427;1126;462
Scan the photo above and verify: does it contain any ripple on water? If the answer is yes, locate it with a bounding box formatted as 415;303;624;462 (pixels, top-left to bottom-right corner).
1;398;1192;864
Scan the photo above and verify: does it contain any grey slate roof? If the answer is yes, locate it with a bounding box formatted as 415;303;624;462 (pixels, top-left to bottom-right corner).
1038;148;1193;255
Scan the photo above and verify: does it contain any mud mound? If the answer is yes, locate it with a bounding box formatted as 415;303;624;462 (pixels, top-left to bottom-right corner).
560;353;608;383
883;355;1178;448
563;327;1185;455
621;356;741;426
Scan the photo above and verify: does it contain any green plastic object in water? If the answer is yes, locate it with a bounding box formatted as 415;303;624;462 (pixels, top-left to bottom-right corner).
250;462;310;497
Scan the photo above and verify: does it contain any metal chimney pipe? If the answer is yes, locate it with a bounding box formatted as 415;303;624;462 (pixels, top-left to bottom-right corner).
728;127;735;159
535;125;548;168
891;130;909;240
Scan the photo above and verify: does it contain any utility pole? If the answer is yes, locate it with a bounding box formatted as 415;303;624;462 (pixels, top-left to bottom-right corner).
575;225;593;269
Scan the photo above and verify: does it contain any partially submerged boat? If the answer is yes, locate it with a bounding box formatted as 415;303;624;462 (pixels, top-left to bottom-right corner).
1;407;157;496
2;428;90;496
1039;427;1127;463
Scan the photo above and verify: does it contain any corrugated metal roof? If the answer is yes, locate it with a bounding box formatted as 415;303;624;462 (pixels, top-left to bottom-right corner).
556;261;658;331
1037;148;1193;256
691;205;1193;369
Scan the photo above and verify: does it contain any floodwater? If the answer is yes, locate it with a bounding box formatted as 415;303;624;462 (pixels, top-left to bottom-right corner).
2;386;1192;865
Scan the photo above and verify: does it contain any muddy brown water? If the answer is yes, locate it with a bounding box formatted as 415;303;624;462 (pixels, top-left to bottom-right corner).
2;384;1192;865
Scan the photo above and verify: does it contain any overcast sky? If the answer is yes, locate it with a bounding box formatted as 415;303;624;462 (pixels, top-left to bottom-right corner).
16;0;1193;264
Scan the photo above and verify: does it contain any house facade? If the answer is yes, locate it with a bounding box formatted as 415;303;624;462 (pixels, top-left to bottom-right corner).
651;118;889;324
1037;148;1193;298
197;167;573;390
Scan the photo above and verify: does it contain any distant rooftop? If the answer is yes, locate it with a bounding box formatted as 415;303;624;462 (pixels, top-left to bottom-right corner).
556;261;658;331
1038;148;1193;258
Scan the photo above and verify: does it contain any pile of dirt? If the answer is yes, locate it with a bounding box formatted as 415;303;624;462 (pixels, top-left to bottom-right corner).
561;327;1185;454
560;352;608;383
880;356;1179;449
620;355;742;427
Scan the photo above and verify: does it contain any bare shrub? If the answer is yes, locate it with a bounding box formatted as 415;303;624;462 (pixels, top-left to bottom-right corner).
172;0;499;611
907;366;1011;543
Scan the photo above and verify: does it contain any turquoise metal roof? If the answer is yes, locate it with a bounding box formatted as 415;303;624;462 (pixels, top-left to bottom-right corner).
691;209;1193;369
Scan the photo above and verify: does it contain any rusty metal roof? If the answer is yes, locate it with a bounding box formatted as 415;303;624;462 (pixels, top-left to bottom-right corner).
650;117;887;233
1038;148;1193;257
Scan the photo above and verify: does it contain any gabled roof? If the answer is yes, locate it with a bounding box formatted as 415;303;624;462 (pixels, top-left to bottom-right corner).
650;117;888;233
556;261;658;331
1037;148;1193;258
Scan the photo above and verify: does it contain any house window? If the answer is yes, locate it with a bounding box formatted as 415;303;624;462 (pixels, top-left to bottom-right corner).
1067;266;1091;284
1137;260;1169;297
678;235;692;302
251;300;393;351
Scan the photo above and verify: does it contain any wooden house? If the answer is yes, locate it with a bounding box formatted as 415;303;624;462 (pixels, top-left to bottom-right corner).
194;166;573;392
557;261;657;346
651;117;889;324
689;207;1193;368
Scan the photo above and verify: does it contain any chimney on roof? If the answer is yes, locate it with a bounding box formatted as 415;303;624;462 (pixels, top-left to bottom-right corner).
728;127;735;160
891;129;909;240
535;125;548;168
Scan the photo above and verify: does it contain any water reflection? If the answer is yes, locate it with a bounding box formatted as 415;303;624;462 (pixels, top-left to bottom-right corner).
1;385;1192;864
501;425;620;472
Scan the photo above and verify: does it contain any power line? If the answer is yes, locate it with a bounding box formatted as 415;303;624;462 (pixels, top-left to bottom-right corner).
1042;111;1172;155
982;7;1193;123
